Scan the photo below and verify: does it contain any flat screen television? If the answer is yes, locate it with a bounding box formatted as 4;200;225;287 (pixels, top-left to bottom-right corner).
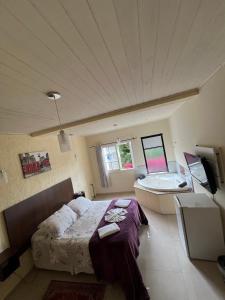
184;152;217;194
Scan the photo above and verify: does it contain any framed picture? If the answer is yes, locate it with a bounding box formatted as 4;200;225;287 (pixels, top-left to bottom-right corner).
19;151;51;178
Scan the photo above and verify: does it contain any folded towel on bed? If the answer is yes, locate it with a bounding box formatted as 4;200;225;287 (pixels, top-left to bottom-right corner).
98;223;120;239
115;199;131;208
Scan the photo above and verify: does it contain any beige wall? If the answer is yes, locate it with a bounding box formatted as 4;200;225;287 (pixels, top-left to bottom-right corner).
87;119;175;194
0;134;93;299
169;65;225;226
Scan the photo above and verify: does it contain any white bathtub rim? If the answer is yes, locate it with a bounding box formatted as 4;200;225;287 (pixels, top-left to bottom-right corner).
139;185;189;192
136;172;191;193
134;182;190;193
137;172;189;192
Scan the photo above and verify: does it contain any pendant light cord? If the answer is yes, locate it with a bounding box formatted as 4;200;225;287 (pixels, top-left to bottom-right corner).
54;97;62;130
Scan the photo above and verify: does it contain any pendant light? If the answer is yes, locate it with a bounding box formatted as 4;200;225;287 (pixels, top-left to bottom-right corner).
47;91;71;152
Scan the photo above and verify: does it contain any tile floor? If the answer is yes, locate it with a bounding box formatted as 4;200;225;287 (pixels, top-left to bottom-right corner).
6;193;225;300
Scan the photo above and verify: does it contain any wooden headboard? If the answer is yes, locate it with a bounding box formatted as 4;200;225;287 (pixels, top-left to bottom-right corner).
3;178;75;255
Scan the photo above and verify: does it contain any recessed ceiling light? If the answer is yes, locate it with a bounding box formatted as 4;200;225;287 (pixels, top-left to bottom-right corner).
46;91;61;101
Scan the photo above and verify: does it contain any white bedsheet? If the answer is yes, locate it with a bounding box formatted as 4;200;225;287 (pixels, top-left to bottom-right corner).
32;200;111;274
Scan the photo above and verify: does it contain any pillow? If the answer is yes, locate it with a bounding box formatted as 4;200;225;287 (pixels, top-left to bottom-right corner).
68;196;92;217
38;205;77;238
57;205;77;224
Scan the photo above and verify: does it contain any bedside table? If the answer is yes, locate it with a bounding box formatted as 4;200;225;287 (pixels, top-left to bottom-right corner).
73;191;85;199
0;248;20;281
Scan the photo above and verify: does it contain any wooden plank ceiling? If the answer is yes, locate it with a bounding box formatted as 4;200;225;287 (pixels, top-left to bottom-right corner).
0;0;225;135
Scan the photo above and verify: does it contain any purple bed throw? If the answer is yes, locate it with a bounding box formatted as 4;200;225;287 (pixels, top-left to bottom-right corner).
89;199;150;300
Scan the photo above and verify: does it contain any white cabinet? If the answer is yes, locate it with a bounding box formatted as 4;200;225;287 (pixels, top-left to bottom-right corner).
175;193;225;261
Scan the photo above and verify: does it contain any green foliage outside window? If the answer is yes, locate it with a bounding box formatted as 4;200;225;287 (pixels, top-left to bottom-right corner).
117;143;133;169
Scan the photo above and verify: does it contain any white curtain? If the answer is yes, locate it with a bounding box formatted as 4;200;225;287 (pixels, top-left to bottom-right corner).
96;145;110;188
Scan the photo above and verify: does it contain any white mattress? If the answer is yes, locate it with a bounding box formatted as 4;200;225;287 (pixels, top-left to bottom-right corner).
31;200;111;274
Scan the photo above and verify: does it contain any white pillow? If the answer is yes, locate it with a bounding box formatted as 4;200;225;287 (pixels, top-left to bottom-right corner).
57;205;77;224
67;196;92;217
38;205;77;238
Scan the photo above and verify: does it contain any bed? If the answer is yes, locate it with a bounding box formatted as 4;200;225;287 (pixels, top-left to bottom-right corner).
3;179;150;300
32;200;110;274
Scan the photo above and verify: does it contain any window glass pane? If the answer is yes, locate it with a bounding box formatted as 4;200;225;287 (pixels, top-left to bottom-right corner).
118;142;133;169
109;146;115;154
142;135;162;149
111;151;118;161
145;147;167;173
112;162;119;170
106;153;112;163
102;147;107;159
102;143;134;171
102;145;119;171
141;134;168;173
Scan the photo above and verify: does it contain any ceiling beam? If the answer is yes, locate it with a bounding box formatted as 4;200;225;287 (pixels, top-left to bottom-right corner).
30;88;199;136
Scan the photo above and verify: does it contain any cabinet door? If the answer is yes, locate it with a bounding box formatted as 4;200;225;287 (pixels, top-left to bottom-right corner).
183;208;224;260
175;198;190;257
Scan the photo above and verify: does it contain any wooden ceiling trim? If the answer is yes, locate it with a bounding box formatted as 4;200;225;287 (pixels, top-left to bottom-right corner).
30;87;199;137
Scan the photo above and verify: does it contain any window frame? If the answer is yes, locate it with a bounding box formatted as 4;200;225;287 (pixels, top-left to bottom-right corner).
141;133;168;174
102;141;134;172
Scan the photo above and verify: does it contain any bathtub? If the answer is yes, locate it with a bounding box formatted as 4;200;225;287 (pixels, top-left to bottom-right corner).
134;173;191;214
137;173;190;192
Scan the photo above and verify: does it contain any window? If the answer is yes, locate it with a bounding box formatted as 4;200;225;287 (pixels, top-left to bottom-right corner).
117;142;134;170
141;134;168;173
102;141;134;171
102;145;119;171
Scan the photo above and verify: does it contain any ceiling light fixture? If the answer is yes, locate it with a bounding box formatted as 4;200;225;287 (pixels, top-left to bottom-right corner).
46;91;71;152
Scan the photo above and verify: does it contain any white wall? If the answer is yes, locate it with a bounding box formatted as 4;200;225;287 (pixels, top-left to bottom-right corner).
87;119;175;194
169;65;225;227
